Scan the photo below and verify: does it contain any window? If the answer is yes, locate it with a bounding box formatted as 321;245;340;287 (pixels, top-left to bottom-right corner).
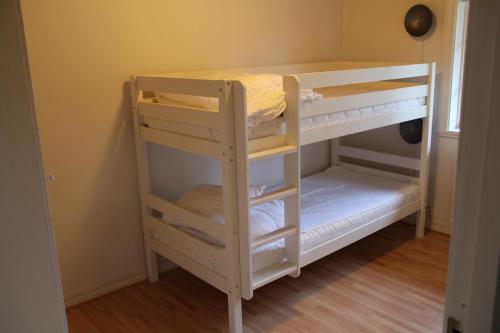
448;0;470;131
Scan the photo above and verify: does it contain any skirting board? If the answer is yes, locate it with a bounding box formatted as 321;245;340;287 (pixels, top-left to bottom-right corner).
64;259;177;307
64;272;147;307
401;214;451;235
430;219;452;235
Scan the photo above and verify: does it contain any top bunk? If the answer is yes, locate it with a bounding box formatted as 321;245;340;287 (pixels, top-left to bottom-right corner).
130;61;435;159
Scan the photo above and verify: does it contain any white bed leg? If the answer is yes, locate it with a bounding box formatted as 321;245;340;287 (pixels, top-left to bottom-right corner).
145;244;159;283
416;209;426;238
228;293;243;333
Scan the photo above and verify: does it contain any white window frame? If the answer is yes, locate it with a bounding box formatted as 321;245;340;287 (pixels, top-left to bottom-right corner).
447;0;470;132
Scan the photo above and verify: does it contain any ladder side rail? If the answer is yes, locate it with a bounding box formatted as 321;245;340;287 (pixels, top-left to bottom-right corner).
232;82;254;300
416;63;436;237
129;76;159;283
283;75;302;278
219;80;243;333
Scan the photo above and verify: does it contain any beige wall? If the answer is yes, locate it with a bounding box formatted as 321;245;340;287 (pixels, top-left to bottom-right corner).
20;0;344;304
341;0;458;234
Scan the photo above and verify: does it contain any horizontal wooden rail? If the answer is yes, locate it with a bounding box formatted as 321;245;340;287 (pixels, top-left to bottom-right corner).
338;162;419;184
249;187;297;207
138;101;222;129
134;76;224;97
146;194;225;242
149;238;227;293
149;217;226;269
301;106;427;145
295;63;431;89
248;145;297;161
140;126;222;159
248;135;287;154
339;145;420;170
301;84;428;118
253;262;297;289
251;226;297;248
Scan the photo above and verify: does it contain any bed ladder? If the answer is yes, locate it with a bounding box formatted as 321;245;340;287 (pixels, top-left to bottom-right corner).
233;76;301;300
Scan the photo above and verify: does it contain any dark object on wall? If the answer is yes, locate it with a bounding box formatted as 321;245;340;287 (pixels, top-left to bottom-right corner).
404;4;434;37
400;119;423;144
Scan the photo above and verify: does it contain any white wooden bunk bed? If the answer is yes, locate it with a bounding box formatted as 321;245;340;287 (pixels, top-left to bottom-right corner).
130;61;435;333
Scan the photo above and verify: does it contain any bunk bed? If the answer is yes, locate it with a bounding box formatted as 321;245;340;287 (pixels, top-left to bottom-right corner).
130;61;435;333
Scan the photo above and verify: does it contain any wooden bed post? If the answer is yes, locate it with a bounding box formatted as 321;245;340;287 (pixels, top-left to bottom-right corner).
283;75;301;278
130;77;159;282
219;80;244;333
416;63;436;238
232;81;254;301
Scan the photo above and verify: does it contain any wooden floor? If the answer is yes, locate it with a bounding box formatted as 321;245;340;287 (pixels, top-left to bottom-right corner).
67;223;449;333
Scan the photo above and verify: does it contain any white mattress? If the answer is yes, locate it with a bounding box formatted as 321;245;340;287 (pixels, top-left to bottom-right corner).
153;166;419;275
300;96;425;130
143;116;283;142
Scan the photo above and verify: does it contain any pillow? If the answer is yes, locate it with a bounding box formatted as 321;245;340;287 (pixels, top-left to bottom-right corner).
248;184;266;199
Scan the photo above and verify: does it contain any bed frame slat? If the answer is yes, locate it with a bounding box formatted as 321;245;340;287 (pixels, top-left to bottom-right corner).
146;194;225;242
338;145;420;170
140;126;221;159
148;217;226;270
251;226;297;249
297;63;431;89
249;187;298;207
252;262;297;289
247;134;287;154
138;101;222;129
338;162;419;184
135;76;224;97
149;238;227;293
301;84;428;118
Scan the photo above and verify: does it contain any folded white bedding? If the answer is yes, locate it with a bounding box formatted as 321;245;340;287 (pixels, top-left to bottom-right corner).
155;71;322;129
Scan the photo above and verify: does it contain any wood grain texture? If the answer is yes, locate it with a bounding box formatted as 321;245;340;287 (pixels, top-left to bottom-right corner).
67;223;448;333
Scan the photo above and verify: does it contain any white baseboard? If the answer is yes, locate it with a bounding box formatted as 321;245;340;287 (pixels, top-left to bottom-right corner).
400;214;451;235
64;272;147;308
64;257;178;308
430;219;452;235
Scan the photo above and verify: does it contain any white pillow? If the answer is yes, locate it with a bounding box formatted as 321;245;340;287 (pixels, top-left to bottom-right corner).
248;184;266;199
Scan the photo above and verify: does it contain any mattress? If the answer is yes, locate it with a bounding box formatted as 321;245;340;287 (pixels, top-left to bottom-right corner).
143;116;284;142
145;81;425;141
300;96;425;130
153;166;419;275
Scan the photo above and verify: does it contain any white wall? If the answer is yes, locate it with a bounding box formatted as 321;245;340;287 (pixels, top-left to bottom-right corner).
20;0;344;305
0;1;67;331
341;0;459;234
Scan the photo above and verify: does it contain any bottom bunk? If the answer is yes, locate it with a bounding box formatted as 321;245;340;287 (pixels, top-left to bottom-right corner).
151;164;420;285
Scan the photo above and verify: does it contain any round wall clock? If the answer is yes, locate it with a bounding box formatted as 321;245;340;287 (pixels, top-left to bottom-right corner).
399;119;423;144
404;4;434;37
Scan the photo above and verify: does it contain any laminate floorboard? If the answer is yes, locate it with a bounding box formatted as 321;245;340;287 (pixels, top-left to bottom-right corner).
67;223;449;332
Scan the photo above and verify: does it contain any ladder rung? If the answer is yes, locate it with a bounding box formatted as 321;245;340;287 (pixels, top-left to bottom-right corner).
248;145;297;161
249;187;297;207
253;262;297;289
251;226;297;248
